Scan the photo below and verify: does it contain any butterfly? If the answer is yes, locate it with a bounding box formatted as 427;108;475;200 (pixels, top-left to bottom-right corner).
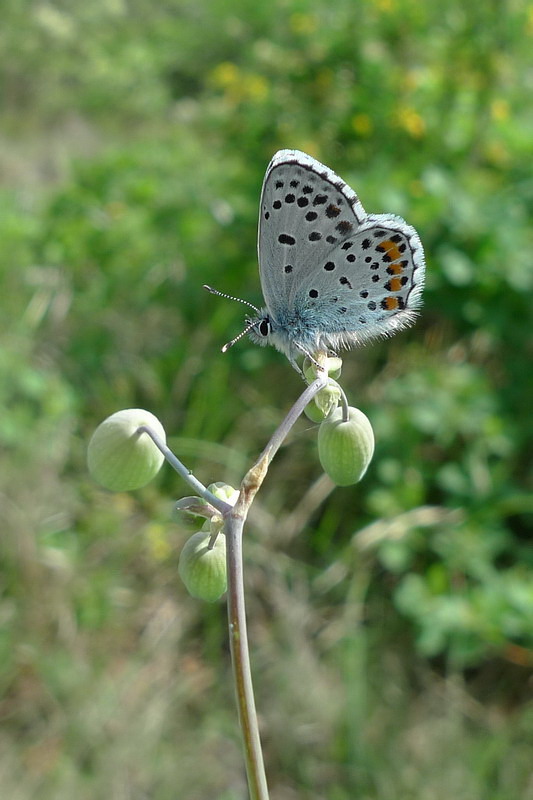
205;149;425;373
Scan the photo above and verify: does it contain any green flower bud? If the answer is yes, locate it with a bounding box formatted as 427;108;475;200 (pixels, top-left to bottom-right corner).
318;406;375;486
178;531;227;602
304;399;329;422
324;357;343;379
304;382;341;422
88;409;165;492
303;355;343;383
315;382;341;416
207;482;239;505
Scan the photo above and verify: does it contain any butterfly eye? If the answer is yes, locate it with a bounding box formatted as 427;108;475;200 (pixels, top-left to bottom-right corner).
258;318;270;337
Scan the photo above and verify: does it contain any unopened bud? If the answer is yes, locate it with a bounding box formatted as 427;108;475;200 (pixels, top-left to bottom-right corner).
88;409;165;491
178;531;227;602
318;406;375;486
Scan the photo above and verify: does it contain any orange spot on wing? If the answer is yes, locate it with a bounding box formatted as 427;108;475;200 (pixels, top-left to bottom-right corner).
378;240;402;260
389;277;402;292
384;296;399;310
388;246;402;260
388;262;405;274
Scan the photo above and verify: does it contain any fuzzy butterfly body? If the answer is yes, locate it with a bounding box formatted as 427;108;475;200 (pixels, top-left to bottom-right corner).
207;150;425;372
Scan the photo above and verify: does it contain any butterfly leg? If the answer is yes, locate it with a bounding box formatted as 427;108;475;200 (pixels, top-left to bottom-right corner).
292;342;326;374
288;355;305;377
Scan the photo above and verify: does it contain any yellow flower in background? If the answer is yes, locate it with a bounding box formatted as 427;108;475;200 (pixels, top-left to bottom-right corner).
112;492;136;515
484;140;510;166
209;62;268;104
402;69;422;91
146;523;171;561
352;113;373;136
243;74;268;101
290;13;318;35
296;141;321;159
372;0;396;12
396;107;426;138
210;61;240;89
490;99;509;121
315;68;333;91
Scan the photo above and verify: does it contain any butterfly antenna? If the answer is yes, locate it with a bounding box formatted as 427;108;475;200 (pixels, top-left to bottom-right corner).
221;318;258;352
203;285;260;353
203;284;260;313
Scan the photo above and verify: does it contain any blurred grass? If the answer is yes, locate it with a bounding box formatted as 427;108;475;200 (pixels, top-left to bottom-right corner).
0;0;532;797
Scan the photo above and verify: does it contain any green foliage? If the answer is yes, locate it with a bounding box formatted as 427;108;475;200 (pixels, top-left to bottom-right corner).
1;0;532;796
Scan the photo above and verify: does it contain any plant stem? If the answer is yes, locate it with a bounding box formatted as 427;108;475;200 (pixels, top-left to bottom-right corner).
220;372;328;797
137;425;231;515
338;382;350;422
225;512;269;800
140;371;329;800
258;373;329;470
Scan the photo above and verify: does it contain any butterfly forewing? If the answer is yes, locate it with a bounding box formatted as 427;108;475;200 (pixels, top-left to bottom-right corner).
258;150;367;321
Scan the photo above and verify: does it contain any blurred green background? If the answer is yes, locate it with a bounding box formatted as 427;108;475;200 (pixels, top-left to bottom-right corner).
1;1;532;798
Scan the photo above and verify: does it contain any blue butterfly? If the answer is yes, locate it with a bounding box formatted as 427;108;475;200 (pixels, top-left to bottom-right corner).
206;149;425;373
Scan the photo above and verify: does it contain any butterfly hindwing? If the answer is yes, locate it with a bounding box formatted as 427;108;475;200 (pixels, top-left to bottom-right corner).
257;150;425;350
291;217;425;346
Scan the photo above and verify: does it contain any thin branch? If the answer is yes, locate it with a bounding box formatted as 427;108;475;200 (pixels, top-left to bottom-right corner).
220;371;329;797
225;513;269;800
140;370;331;800
137;424;231;515
257;373;329;470
337;381;350;422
